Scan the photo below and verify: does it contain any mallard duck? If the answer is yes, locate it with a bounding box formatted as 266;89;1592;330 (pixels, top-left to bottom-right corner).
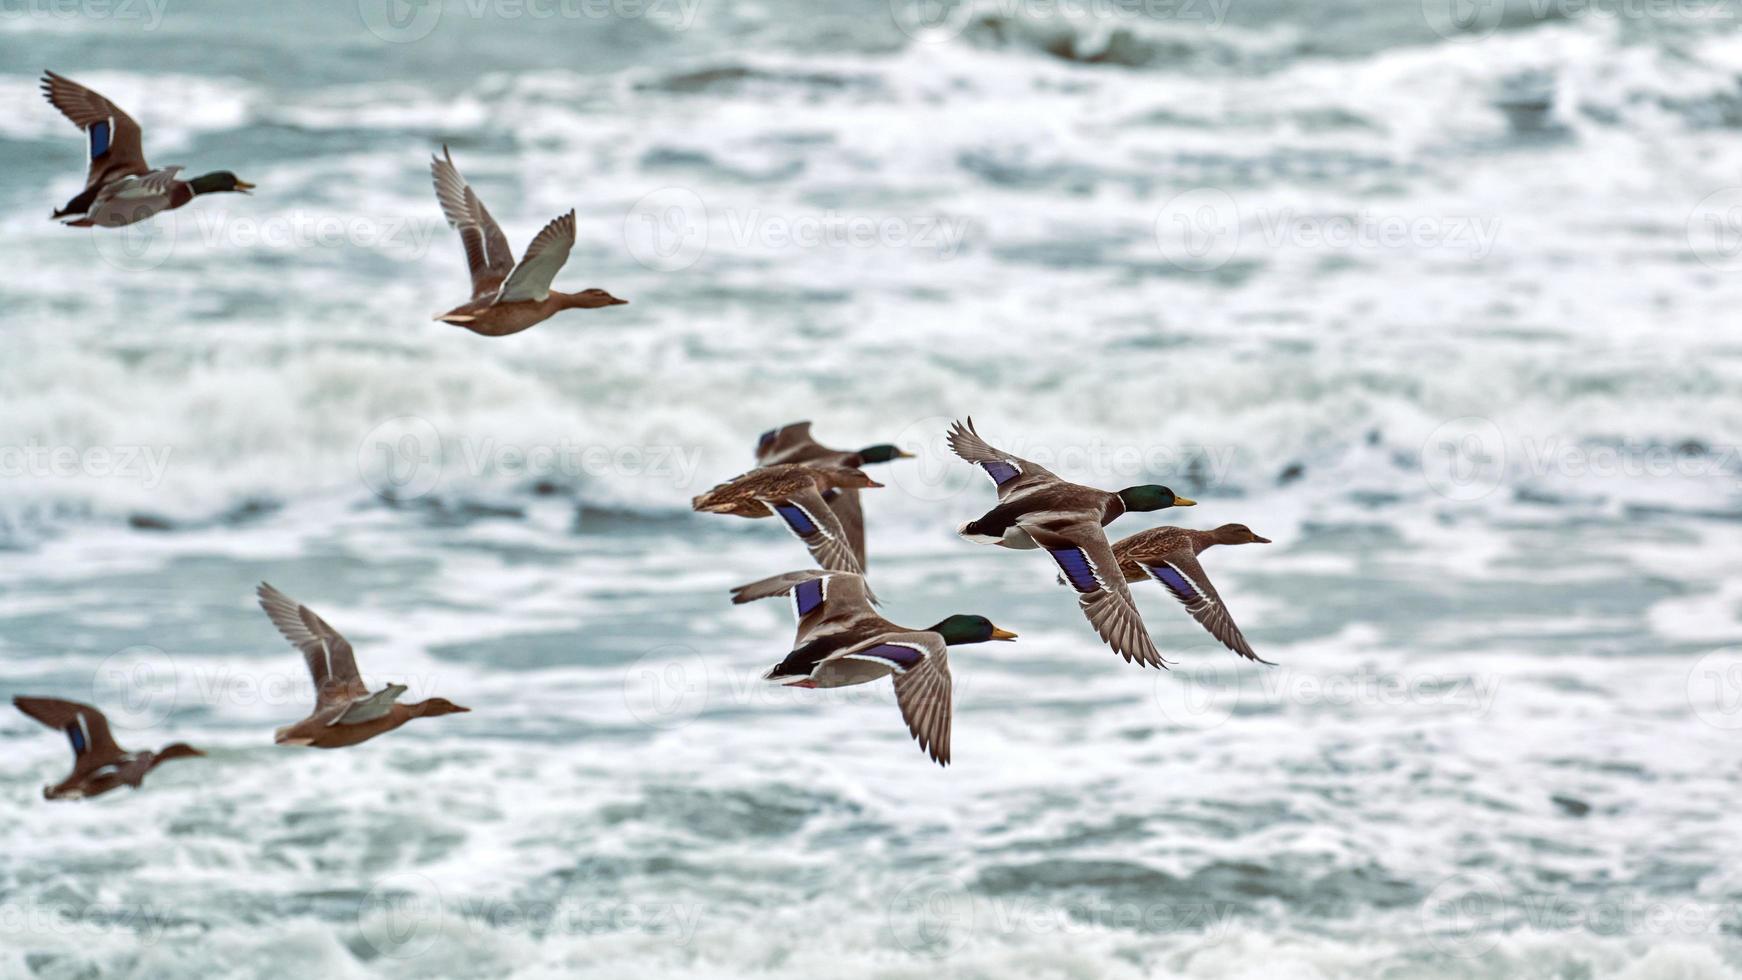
731;570;1016;766
12;696;203;800
257;583;469;748
429;146;626;336
40;71;253;227
753;421;914;567
692;463;883;574
1109;524;1274;664
947;417;1195;669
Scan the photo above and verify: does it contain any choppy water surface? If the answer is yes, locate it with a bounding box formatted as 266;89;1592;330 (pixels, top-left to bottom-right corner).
4;1;1742;977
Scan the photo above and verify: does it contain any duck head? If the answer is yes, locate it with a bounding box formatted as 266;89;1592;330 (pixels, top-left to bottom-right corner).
411;697;471;717
188;171;255;195
928;614;1019;646
814;465;884;491
855;444;915;465
565;288;629;309
1210;523;1271;545
1116;485;1195;512
155;742;206;762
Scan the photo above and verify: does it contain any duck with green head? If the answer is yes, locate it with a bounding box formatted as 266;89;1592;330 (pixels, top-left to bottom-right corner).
752;421;917;567
730;570;1017;766
946;417;1196;670
41;71;254;228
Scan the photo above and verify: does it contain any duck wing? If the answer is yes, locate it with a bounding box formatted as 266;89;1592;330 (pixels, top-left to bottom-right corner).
40;71;150;192
430;146;515;300
885;635;953;766
760;486;867;577
730;569;877;643
754;421;827;466
1138;551;1272;665
946;417;1059;500
827;486;868;568
13;696;128;776
1023;519;1170;669
493;209;575;304
256;583;370;709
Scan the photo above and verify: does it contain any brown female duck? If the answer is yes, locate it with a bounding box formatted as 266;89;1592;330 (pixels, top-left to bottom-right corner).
692;463;883;575
1109;524;1274;664
752;420;913;567
429;146;625;336
13;696;203;800
258;583;469;748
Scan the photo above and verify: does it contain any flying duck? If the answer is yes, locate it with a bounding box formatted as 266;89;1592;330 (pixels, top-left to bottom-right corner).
13;696;203;800
753;420;913;567
946;417;1195;668
40;70;253;227
692;463;883;575
429;146;626;336
731;569;1016;765
257;583;469;748
1110;524;1275;664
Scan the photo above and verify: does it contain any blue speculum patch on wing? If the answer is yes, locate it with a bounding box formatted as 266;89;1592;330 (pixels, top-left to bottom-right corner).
1148;564;1198;601
856;643;925;670
984;460;1020;485
757;429;776;454
1051;548;1099;593
775;504;819;536
794;577;826;615
65;722;86;754
90;120;111;158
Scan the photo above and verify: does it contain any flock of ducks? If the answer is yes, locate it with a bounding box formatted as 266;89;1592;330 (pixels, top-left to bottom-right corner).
13;72;1278;796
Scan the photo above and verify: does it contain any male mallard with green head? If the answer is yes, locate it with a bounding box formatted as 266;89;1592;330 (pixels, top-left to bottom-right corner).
1109;524;1275;665
429;146;626;336
692;463;883;575
753;420;914;567
947;417;1196;669
257;584;469;749
731;570;1017;766
13;696;203;800
41;71;254;227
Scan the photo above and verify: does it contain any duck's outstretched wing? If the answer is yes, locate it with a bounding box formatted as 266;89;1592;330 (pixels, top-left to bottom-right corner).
827;486;868;569
730;569;876;642
40;71;149;192
13;696;128;775
494;210;575;304
759;486;867;577
1024;519;1170;669
1139;552;1272;665
946;417;1058;500
430;146;515;299
754;421;824;466
256;583;370;708
885;635;953;766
